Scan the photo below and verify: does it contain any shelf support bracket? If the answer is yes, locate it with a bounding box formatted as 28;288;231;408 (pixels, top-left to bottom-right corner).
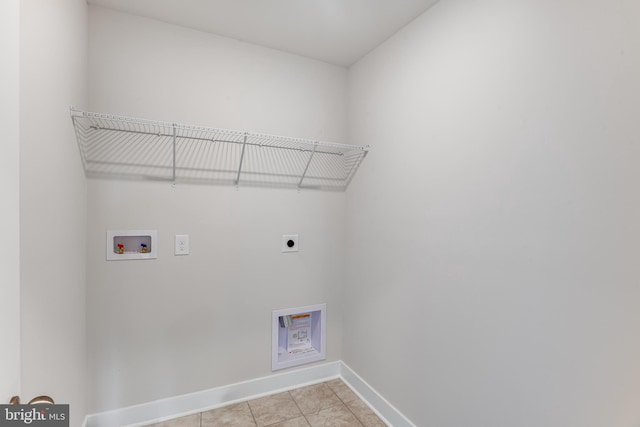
172;124;177;187
235;133;248;187
298;142;318;189
70;107;84;118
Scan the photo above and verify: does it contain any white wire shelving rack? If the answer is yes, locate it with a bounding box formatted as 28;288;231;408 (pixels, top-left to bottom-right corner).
70;109;369;191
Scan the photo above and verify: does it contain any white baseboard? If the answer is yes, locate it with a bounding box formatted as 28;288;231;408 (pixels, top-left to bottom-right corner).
339;362;416;427
84;361;414;427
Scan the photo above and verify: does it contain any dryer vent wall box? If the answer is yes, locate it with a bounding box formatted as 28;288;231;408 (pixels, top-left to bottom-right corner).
272;303;326;371
106;230;158;260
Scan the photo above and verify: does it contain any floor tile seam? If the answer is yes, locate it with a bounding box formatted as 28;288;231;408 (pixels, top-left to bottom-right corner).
320;384;370;427
330;381;384;426
245;400;260;427
299;399;364;426
330;401;365;427
287;390;306;422
330;386;358;406
296;382;342;417
304;401;365;427
288;389;318;426
290;396;311;427
343;401;368;427
254;391;306;427
328;380;364;408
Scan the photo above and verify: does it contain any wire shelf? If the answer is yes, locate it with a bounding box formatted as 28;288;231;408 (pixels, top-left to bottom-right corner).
70;109;369;191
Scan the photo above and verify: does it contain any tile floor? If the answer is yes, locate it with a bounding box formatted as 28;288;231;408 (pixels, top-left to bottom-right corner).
145;379;387;427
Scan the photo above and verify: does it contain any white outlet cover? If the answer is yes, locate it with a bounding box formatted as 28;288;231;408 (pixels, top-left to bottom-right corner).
282;234;299;253
175;234;189;255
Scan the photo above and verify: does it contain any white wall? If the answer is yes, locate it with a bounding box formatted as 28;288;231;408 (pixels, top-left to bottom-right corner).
0;0;21;404
87;6;348;412
346;0;640;426
20;1;88;425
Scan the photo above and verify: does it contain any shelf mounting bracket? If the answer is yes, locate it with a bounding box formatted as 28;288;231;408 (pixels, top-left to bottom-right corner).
235;133;248;188
298;142;318;189
172;124;177;187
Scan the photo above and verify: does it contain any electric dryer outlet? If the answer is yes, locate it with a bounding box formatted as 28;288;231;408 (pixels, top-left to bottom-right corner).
282;234;299;253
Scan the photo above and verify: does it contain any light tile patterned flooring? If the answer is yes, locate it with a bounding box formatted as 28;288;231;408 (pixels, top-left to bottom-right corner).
145;379;387;427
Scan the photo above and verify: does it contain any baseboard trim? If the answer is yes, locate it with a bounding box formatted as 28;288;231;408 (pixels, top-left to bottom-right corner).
339;362;416;427
84;361;414;427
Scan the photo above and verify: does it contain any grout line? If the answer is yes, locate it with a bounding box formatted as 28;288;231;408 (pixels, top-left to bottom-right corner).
287;389;308;425
328;380;363;426
245;400;259;427
327;379;381;427
338;383;364;426
343;402;366;427
308;381;364;427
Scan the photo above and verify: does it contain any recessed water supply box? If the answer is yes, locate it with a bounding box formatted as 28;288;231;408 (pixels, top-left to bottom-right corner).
272;303;326;371
106;230;158;261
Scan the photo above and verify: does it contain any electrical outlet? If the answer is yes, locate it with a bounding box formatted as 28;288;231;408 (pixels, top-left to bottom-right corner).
282;234;299;253
175;234;189;255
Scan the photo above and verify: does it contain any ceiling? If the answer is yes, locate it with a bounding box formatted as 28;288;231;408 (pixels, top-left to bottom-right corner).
87;0;440;66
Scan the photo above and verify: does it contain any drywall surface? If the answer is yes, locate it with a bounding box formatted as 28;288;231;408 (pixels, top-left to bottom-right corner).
345;1;640;426
19;0;88;425
87;6;348;412
0;0;21;404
